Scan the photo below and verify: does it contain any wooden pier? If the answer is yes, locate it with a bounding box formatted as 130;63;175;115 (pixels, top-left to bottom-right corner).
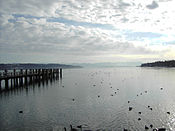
0;68;62;91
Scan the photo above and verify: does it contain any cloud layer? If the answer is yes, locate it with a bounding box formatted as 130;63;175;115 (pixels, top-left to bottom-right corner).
0;0;175;63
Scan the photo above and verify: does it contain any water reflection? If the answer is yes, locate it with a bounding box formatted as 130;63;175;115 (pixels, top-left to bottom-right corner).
0;76;60;97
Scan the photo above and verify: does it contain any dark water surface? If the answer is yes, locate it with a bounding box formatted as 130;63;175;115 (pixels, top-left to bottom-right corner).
0;67;175;131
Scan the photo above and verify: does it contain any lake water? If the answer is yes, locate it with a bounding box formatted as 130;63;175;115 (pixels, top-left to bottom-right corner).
0;67;175;131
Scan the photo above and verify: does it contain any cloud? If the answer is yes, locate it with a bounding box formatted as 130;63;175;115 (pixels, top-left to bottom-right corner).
0;0;175;63
0;0;59;16
146;1;159;9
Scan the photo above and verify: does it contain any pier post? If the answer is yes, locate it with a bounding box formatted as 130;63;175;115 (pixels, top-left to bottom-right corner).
50;69;53;78
41;69;44;80
46;69;49;78
5;78;9;89
15;69;18;87
0;80;1;91
60;68;62;78
13;69;16;86
15;78;18;87
29;69;32;83
4;69;7;76
20;69;23;86
4;70;9;89
38;69;41;80
25;69;27;85
0;72;1;90
11;73;13;88
53;69;55;78
35;69;38;80
32;69;35;81
56;69;59;79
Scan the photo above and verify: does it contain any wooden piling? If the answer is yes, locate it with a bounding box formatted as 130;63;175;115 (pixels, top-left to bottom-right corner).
0;80;1;90
5;78;9;89
56;69;59;79
29;69;32;83
25;69;27;85
4;70;9;89
15;69;18;87
11;75;13;88
20;69;23;86
52;69;54;77
60;68;62;78
15;77;18;87
13;69;16;86
41;69;44;80
32;69;35;81
4;69;7;78
46;69;49;78
0;72;1;90
38;69;41;80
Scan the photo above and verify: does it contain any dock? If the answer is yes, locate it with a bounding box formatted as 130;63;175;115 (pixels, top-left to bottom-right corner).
0;68;62;91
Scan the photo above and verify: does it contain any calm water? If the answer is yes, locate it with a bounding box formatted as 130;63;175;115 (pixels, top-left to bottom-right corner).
0;67;175;131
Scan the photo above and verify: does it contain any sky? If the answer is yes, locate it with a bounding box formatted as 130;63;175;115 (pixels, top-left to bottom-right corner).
0;0;175;64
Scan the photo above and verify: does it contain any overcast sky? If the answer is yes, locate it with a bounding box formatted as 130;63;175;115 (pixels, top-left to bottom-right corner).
0;0;175;64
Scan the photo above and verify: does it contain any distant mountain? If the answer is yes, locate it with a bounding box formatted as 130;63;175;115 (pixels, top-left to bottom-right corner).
141;60;175;67
71;62;141;68
0;63;82;70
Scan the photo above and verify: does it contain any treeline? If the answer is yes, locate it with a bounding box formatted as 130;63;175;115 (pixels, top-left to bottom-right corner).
0;63;82;70
141;60;175;67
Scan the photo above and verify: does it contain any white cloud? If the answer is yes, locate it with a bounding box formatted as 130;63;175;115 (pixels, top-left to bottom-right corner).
146;1;159;9
0;0;175;63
